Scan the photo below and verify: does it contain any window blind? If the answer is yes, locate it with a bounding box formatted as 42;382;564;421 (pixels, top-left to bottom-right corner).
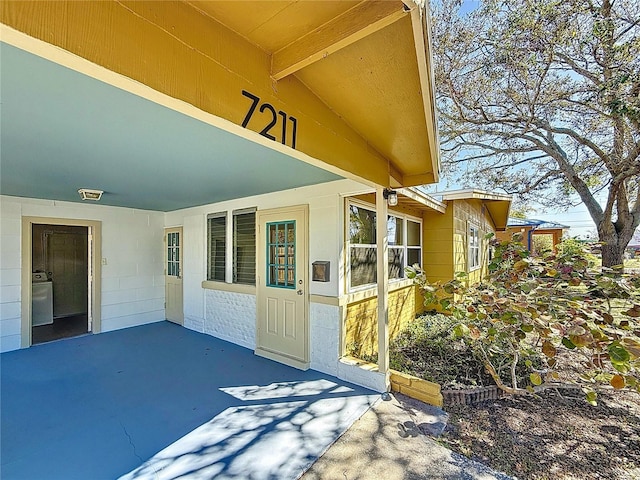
207;214;226;281
233;212;256;285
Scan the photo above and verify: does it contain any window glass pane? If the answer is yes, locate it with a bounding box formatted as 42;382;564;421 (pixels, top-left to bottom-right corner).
207;215;226;281
469;225;480;269
267;220;295;288
349;205;376;244
350;246;377;287
387;216;403;246
407;248;421;267
234;212;256;285
407;220;420;246
389;247;404;279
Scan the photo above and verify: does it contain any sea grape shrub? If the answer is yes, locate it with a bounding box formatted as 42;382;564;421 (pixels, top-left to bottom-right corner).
407;239;640;404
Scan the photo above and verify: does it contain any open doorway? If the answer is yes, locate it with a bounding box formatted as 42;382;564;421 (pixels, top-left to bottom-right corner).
21;217;102;348
31;224;89;344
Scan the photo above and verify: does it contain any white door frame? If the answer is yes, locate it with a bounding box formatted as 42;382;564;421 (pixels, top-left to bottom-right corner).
21;216;102;347
164;226;184;325
256;205;309;370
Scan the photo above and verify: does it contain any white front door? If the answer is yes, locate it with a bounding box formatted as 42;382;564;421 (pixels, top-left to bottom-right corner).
256;206;309;369
165;227;183;325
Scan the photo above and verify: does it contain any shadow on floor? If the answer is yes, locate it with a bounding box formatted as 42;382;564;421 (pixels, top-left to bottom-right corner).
1;321;377;480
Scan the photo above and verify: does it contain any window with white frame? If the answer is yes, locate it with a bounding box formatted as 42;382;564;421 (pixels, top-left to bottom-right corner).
207;213;226;281
468;223;480;271
206;209;256;285
347;200;422;290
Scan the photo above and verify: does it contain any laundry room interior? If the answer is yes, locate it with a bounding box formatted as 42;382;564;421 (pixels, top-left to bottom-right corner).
31;224;89;344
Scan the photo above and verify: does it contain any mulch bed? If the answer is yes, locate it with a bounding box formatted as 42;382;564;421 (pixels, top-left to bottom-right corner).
439;389;640;479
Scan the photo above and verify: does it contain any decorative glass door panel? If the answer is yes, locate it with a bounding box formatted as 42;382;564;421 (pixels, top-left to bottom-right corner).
167;231;180;277
266;221;295;288
165;227;183;325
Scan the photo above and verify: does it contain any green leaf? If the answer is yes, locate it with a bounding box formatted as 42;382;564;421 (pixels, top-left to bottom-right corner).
608;343;631;365
530;372;543;386
562;337;576;349
521;324;534;333
585;391;598;406
453;324;469;338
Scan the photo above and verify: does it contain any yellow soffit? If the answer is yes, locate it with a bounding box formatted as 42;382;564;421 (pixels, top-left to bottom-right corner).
1;0;439;188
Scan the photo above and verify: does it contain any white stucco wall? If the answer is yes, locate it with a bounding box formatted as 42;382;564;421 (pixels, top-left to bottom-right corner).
0;196;165;352
164;179;372;378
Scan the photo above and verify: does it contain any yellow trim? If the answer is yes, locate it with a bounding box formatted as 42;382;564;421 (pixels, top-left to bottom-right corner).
21;216;102;348
390;369;443;407
343;279;415;306
271;1;407;80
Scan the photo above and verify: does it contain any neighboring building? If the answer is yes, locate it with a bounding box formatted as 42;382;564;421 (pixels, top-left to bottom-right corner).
627;229;640;257
422;190;512;285
0;1;440;392
496;218;570;253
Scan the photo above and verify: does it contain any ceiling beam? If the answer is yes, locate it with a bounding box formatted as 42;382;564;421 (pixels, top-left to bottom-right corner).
271;0;408;81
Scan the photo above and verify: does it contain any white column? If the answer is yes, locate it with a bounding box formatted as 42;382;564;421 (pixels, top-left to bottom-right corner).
376;187;390;390
225;213;233;283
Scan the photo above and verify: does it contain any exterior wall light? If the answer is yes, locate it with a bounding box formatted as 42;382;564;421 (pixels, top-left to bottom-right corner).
78;188;103;201
383;188;398;207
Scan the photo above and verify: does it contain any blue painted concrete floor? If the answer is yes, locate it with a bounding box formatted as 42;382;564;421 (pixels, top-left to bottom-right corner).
1;322;378;479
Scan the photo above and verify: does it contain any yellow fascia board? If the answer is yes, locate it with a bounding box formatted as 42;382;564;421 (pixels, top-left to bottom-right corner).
0;1;394;187
398;187;446;213
407;0;441;184
271;1;407;81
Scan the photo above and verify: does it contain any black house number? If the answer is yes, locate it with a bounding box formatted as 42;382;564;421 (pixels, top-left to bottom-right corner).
241;90;297;149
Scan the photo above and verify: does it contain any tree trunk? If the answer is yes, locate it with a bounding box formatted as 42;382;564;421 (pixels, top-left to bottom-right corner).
598;227;626;271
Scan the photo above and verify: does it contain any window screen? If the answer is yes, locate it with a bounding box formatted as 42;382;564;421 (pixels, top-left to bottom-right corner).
207;214;226;281
233;211;256;285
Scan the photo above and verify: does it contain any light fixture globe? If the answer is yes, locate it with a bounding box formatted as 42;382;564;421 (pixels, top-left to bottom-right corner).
383;188;398;207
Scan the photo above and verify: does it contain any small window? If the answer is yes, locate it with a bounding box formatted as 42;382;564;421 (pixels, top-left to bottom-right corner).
233;210;256;285
206;209;256;285
469;224;480;271
207;213;226;281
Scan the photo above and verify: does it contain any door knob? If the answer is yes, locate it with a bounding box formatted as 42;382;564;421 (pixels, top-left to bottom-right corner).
297;289;303;295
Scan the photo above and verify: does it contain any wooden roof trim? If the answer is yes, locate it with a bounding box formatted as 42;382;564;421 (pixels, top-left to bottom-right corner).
271;0;408;81
439;189;512;202
399;187;446;213
408;0;440;183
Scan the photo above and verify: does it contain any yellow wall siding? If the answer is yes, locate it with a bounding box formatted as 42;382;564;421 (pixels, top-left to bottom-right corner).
451;200;496;284
344;285;421;358
422;209;454;283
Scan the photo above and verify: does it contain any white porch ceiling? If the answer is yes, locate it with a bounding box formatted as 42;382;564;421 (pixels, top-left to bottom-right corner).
0;43;342;212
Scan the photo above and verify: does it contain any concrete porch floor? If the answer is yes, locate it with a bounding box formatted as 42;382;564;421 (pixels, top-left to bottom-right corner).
0;322;378;479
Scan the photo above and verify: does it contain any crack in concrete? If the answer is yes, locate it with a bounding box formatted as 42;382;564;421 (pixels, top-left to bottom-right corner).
120;421;144;464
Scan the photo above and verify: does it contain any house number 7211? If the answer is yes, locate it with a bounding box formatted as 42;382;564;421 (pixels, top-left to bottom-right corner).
241;90;298;149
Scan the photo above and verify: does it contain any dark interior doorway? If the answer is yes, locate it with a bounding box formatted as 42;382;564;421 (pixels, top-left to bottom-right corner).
32;224;89;344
